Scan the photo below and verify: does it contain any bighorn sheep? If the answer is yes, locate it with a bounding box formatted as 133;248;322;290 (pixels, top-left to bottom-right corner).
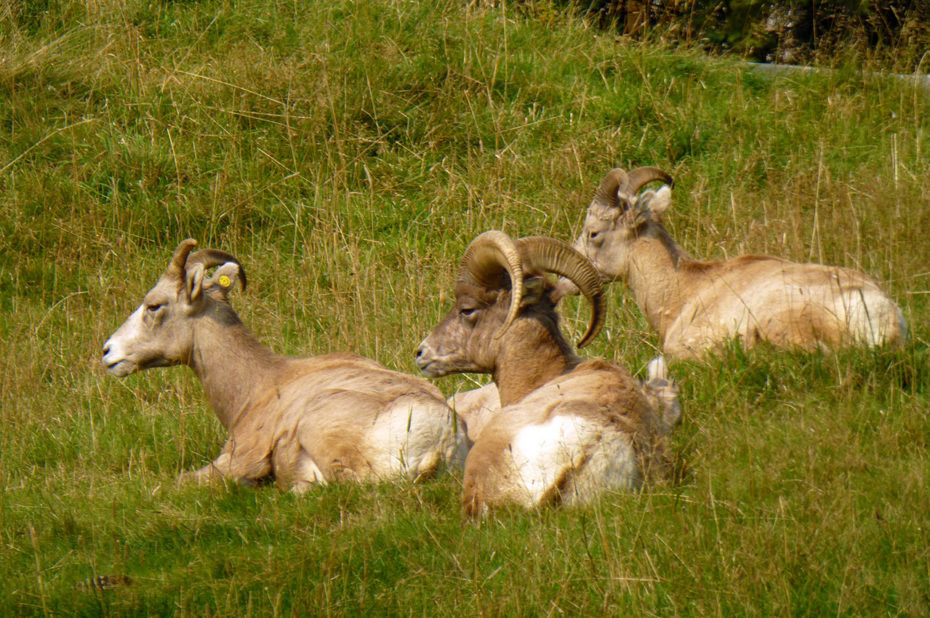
448;358;680;451
416;231;680;516
558;167;907;360
102;240;463;490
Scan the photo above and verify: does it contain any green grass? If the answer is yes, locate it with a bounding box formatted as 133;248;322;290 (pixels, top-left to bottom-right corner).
2;0;929;614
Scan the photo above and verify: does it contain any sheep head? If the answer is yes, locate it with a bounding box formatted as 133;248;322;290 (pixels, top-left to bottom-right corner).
102;239;246;377
415;231;605;378
555;167;673;299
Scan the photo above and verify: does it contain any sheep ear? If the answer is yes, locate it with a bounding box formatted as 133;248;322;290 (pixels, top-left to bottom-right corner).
630;186;672;228
207;262;241;300
640;186;673;216
185;263;206;302
519;276;546;308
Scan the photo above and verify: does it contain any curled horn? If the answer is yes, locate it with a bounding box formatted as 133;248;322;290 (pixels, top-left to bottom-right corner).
187;248;248;291
627;166;674;194
516;237;605;348
458;231;523;339
592;168;629;209
165;239;198;281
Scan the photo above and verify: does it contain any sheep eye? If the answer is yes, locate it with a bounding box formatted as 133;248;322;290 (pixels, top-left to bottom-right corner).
588;230;605;247
459;307;477;319
146;303;164;314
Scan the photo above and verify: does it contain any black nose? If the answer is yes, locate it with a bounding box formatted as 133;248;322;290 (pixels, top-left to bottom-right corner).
415;344;424;359
102;343;110;356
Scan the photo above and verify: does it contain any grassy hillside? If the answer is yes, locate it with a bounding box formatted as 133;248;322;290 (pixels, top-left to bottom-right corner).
1;0;928;614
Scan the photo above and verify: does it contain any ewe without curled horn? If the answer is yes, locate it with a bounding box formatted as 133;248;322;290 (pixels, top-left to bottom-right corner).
627;167;674;194
594;167;674;208
104;238;463;491
165;239;247;290
593;169;628;209
166;239;198;279
577;165;905;359
188;248;248;291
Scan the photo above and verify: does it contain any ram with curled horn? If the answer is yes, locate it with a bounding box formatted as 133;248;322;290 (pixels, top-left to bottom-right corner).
556;166;907;360
103;239;464;490
416;231;681;517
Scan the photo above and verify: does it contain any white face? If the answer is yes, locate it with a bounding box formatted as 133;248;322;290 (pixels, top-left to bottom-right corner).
102;280;192;377
572;186;673;283
101;247;241;378
573;203;632;282
102;304;147;377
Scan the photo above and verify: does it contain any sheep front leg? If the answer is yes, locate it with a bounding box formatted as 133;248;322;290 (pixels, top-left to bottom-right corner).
178;452;233;485
177;439;272;487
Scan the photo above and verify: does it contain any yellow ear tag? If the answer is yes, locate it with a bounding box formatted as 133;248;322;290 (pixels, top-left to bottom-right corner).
218;275;232;288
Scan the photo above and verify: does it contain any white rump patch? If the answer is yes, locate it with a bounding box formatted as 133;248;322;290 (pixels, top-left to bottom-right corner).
840;287;905;346
509;415;637;506
368;400;461;479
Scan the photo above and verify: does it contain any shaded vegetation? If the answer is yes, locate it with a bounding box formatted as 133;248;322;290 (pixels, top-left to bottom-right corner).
533;0;930;69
